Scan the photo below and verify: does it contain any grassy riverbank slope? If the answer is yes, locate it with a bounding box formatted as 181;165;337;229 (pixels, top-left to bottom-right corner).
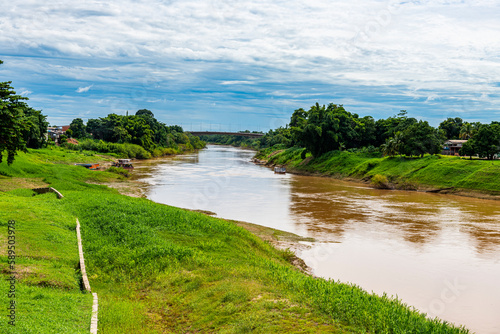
258;146;500;197
0;147;470;333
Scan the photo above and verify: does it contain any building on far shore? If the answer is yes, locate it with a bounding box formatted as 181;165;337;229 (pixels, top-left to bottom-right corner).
442;140;468;156
47;125;70;144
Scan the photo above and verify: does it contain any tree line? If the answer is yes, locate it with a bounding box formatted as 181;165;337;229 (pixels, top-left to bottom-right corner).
67;109;205;155
256;103;500;160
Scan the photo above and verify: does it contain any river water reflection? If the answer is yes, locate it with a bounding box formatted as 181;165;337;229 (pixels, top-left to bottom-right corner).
135;145;500;334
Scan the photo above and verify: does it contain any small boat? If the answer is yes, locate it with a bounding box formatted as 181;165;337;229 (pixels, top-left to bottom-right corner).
274;166;286;174
112;159;134;170
75;163;100;170
251;158;265;165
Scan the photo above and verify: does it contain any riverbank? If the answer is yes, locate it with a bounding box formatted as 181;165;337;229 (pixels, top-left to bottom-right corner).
0;147;470;333
257;146;500;199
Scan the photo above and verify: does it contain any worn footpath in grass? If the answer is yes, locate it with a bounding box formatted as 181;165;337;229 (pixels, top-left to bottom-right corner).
0;147;471;333
259;146;500;196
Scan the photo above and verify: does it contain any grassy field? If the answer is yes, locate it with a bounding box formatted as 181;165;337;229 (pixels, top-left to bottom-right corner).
258;146;500;196
0;147;471;333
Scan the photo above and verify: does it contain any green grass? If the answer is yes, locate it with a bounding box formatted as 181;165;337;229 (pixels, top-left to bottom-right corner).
262;147;500;195
0;190;93;334
0;147;471;333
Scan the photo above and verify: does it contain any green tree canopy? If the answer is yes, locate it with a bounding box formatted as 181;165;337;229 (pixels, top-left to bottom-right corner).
23;107;48;149
400;120;444;157
69;118;87;139
459;140;475;159
74;110;202;153
374;110;417;147
439;117;463;139
0;81;28;164
469;124;500;160
1;60;47;164
290;103;374;157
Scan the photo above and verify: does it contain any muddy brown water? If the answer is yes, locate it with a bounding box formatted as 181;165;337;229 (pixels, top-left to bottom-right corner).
134;145;500;334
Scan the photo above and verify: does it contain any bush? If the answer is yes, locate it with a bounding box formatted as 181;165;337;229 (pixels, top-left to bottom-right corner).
371;174;389;189
67;139;151;159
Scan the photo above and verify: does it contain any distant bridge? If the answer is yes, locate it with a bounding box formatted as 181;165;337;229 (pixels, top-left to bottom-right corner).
188;131;264;138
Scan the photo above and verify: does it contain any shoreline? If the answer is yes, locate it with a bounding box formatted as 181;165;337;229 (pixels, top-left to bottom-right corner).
257;149;500;201
98;158;316;275
284;165;500;201
100;178;316;274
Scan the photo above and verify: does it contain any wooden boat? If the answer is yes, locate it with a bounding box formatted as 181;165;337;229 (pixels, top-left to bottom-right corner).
274;166;286;174
75;163;99;170
112;159;134;170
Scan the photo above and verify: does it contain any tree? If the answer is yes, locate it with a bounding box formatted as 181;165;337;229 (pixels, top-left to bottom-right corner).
439;117;463;139
472;124;499;160
459;141;475;159
381;132;404;157
400;121;443;157
374;110;417;147
22;107;48;149
69;118;87;138
0;61;42;165
135;109;169;147
136;109;154;118
86;118;103;139
290;103;370;157
459;122;475;140
290;103;342;157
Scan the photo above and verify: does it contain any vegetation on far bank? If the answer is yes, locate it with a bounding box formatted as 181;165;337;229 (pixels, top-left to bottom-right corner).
65;109;206;159
0;146;470;333
255;104;500;160
258;146;500;195
198;131;262;150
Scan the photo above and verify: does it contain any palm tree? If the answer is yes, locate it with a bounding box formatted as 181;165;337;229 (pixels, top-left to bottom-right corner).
459;123;474;140
382;137;396;157
392;132;404;157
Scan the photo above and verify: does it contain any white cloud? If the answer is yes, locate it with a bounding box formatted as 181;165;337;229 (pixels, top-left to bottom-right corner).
220;81;253;85
76;84;93;93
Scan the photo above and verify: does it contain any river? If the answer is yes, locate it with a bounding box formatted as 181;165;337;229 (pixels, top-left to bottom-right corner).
134;145;500;334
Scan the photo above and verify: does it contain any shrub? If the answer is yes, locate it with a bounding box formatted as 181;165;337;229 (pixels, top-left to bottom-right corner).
371;174;389;189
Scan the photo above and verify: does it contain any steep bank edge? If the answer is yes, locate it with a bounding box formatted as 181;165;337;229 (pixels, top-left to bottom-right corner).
258;148;500;201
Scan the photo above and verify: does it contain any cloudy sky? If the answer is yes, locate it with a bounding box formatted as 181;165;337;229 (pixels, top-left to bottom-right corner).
1;0;499;131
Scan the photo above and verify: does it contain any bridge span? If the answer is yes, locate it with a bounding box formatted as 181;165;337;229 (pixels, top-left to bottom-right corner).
188;131;264;138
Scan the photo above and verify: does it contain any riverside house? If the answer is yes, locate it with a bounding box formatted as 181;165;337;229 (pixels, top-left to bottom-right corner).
47;125;70;144
442;140;468;156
